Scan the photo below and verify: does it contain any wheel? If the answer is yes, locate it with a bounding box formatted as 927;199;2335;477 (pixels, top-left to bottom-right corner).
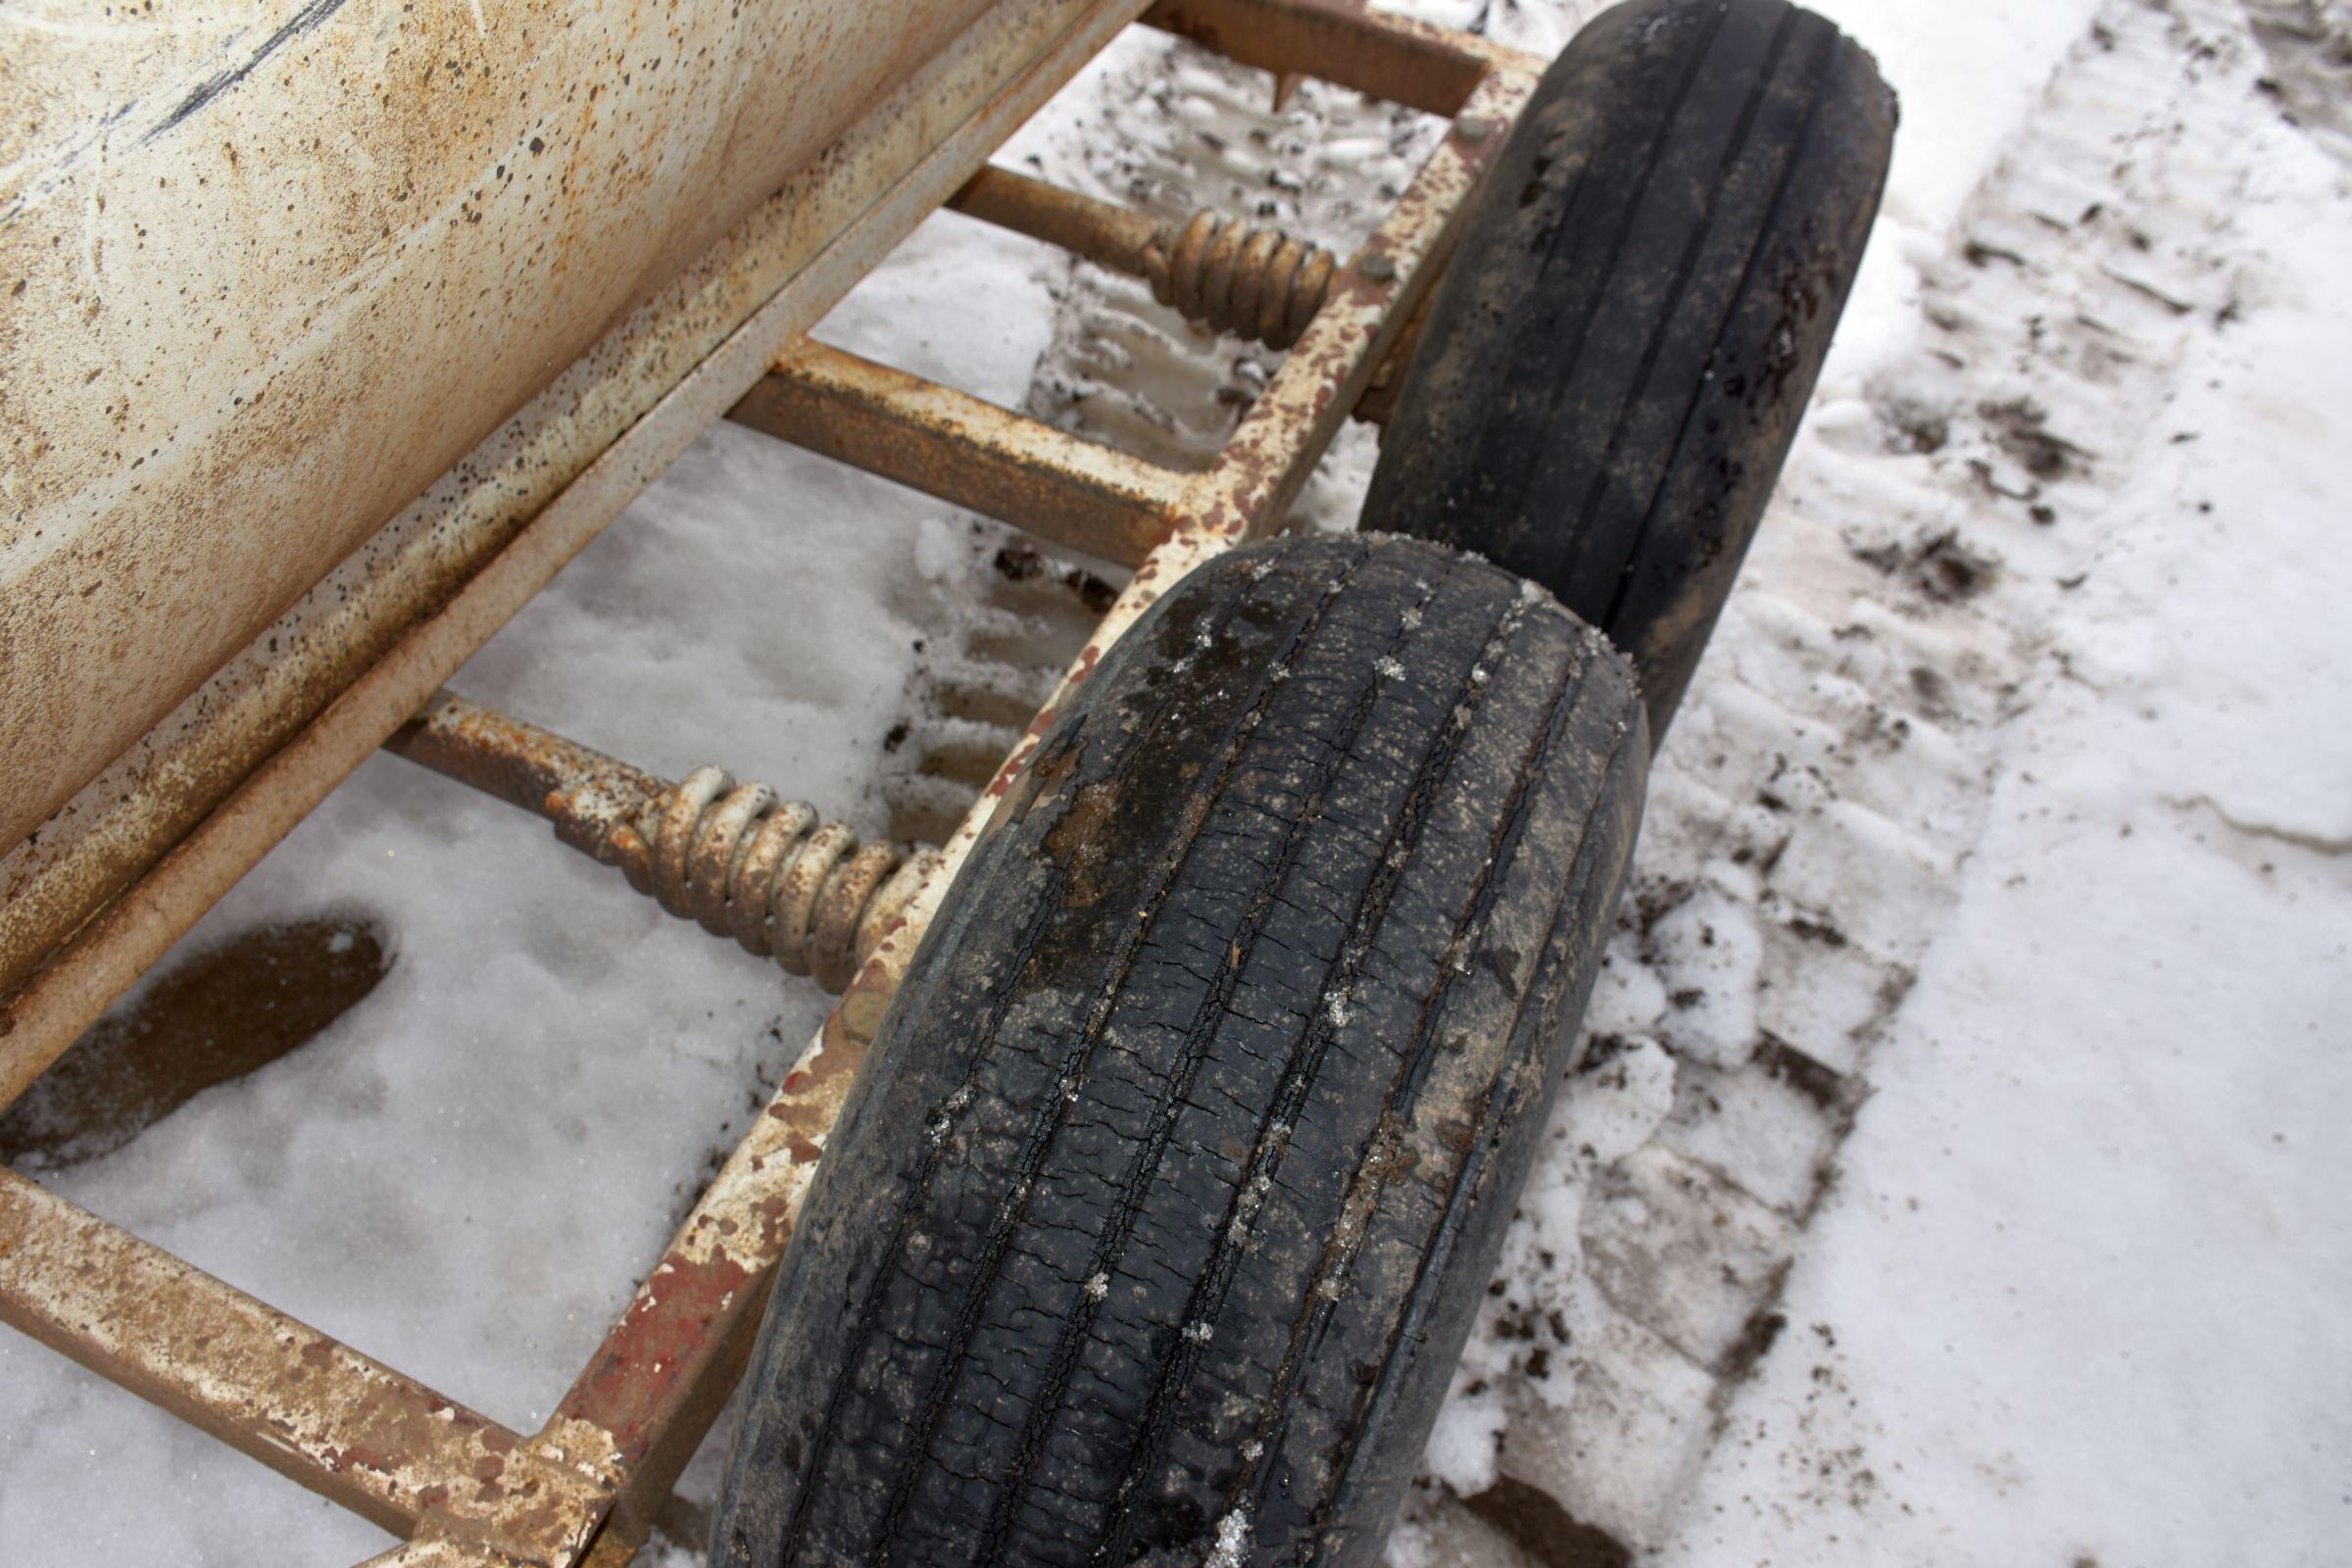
1361;0;1896;737
711;533;1647;1567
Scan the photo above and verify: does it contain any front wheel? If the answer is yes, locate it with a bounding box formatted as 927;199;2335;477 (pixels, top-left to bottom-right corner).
711;533;1647;1567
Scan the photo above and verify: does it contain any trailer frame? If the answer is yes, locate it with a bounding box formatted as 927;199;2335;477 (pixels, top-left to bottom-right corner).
0;4;1542;1561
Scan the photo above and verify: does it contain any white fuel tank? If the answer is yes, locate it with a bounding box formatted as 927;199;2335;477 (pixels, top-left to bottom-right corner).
0;0;995;854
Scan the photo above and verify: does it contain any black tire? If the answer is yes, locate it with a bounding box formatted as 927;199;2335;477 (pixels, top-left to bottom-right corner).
1362;0;1895;737
712;534;1647;1568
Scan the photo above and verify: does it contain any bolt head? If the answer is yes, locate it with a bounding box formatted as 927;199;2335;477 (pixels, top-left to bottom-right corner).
1359;252;1397;283
1455;117;1494;144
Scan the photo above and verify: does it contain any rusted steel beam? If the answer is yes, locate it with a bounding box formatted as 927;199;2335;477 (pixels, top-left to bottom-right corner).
386;693;669;859
947;165;1338;348
729;342;1186;568
533;892;946;1560
1144;0;1541;116
0;0;1152;1111
0;1166;585;1544
950;165;1164;276
385;691;940;996
6;0;1019;866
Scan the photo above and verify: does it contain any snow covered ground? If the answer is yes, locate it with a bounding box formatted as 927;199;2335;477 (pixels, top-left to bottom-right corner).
3;1;2348;1564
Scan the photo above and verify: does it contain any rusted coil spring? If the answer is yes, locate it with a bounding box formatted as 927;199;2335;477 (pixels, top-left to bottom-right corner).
1142;210;1336;350
616;766;941;995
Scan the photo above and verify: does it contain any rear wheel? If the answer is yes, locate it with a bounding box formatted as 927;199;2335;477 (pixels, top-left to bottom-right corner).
1363;0;1896;736
712;533;1647;1567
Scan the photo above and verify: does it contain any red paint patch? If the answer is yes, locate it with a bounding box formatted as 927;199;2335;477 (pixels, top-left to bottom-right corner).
556;1249;757;1466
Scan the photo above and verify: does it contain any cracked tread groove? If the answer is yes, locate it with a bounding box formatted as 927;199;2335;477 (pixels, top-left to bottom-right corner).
1080;585;1543;1567
782;544;1368;1564
859;553;1378;1563
982;569;1468;1568
1221;611;1643;1558
1313;705;1644;1549
1231;637;1594;1522
1455;0;1740;550
1589;11;1819;625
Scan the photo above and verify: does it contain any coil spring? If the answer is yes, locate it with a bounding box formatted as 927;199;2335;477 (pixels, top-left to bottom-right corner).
620;766;942;995
1142;210;1337;350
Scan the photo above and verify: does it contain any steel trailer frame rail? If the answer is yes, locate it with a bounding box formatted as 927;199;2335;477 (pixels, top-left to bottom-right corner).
0;4;1541;1562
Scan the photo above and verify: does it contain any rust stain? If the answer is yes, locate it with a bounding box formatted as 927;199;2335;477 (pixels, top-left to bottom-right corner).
737;338;1185;569
557;1249;760;1471
0;0;1157;1050
1044;780;1121;908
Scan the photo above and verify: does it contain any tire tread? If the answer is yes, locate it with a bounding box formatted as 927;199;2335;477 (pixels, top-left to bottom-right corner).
713;536;1648;1568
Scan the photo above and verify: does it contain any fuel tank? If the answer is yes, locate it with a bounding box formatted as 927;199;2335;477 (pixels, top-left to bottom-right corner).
0;0;994;855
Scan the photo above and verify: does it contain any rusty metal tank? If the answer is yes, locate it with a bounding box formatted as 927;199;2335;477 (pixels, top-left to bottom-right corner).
0;0;994;858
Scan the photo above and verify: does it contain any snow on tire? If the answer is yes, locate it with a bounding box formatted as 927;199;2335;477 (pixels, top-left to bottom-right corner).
712;534;1647;1567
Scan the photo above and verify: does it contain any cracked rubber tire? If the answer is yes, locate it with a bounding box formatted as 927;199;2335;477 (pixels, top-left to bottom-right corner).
1362;0;1895;736
712;534;1647;1568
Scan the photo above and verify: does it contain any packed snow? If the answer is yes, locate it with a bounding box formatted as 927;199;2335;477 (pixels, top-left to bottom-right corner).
2;2;2347;1565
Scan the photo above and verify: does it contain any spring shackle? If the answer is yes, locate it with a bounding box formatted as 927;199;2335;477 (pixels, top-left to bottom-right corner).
626;766;941;995
1142;210;1337;350
944;167;1339;351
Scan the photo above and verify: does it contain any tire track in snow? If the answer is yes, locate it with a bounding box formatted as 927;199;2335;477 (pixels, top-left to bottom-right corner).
1403;0;2302;1560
